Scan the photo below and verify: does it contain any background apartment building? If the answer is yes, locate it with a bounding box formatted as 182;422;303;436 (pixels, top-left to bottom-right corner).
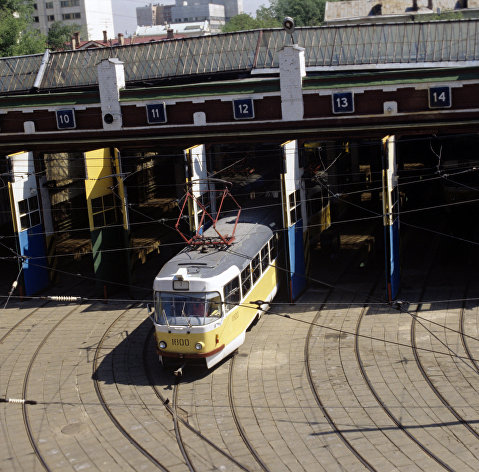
136;1;243;32
32;0;114;40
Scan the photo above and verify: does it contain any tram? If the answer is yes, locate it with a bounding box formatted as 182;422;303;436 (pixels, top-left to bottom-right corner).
151;208;279;370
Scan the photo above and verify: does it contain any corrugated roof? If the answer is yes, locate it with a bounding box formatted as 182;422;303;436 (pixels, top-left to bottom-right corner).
1;19;478;95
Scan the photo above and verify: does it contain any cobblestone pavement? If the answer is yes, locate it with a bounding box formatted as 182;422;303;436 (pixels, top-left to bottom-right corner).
1;238;479;472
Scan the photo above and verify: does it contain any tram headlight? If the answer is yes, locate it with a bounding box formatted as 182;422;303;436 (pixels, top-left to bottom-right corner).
159;341;167;349
195;342;204;351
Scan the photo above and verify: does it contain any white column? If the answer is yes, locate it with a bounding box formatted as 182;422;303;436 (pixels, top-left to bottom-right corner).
97;58;125;130
279;45;306;122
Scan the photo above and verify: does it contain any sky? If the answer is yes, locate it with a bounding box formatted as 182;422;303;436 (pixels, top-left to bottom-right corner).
113;0;268;35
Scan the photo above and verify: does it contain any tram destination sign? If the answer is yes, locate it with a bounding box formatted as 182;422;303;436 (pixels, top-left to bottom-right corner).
429;87;451;109
233;98;255;120
146;103;167;124
56;109;76;129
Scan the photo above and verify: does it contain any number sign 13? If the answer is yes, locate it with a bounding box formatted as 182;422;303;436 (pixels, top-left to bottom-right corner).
332;92;354;114
429;87;451;109
233;99;254;120
56;109;76;129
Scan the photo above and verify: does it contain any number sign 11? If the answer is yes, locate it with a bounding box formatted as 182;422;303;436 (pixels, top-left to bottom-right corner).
332;92;354;114
233;99;254;120
146;103;167;124
56;109;76;129
429;87;451;109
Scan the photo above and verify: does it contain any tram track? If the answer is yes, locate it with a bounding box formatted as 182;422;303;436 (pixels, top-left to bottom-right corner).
172;381;196;472
0;278;90;345
305;292;377;471
142;327;252;472
92;304;170;472
20;304;82;472
460;305;479;374
355;303;455;471
227;353;271;472
410;299;479;450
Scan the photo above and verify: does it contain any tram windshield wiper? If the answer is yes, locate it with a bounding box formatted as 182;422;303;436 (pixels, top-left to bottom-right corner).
162;309;170;327
181;301;192;327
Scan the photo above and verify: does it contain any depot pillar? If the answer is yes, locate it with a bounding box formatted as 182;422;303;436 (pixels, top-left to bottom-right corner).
97;58;124;130
279;45;306;121
382;136;400;301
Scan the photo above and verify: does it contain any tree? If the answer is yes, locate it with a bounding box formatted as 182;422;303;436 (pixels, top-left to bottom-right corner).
223;0;327;33
222;7;282;33
269;0;327;26
255;5;282;27
0;0;46;57
47;22;82;50
222;13;262;32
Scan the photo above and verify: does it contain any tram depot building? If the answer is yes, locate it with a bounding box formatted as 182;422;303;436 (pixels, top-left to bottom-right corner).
0;19;479;301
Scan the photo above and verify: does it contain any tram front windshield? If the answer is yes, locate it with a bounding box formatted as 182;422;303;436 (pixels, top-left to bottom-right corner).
154;291;222;326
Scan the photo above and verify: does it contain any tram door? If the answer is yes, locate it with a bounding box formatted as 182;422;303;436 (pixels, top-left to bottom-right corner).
7;151;54;295
280;140;308;302
382;135;400;301
84;148;130;289
184;145;215;233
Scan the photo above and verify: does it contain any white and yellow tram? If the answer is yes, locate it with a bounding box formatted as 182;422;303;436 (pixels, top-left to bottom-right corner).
151;210;279;369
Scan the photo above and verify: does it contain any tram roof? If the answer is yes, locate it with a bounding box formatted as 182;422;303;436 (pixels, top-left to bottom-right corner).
1;19;479;95
156;209;276;281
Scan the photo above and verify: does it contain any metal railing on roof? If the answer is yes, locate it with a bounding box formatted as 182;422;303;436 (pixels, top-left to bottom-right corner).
1;19;478;95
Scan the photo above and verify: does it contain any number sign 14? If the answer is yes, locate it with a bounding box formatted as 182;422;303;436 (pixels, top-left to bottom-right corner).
233;99;254;120
429;87;451;108
56;109;76;129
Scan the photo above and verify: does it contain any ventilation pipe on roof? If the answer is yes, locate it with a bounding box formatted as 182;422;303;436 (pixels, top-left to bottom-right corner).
103;30;108;42
31;49;50;93
71;35;76;49
118;33;124;45
167;28;174;39
74;31;80;47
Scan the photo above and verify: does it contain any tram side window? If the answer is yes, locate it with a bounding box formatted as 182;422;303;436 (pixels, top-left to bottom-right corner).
270;236;277;262
241;265;252;298
252;254;261;284
260;244;269;272
224;276;240;313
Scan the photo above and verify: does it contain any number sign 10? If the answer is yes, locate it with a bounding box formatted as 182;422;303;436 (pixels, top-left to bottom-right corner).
56;109;76;129
332;92;354;114
429;87;451;109
146;103;167;124
233;99;254;120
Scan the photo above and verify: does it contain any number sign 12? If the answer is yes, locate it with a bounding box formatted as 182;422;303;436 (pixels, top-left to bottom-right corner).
429;87;451;109
56;109;76;129
146;103;167;124
233;99;254;120
332;92;354;114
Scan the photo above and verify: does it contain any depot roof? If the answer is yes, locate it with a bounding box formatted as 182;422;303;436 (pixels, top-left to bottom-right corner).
1;19;478;95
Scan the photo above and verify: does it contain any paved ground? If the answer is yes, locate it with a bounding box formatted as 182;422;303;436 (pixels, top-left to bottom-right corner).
1;220;479;471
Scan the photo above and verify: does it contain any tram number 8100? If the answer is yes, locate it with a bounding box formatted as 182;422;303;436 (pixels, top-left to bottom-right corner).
172;338;190;346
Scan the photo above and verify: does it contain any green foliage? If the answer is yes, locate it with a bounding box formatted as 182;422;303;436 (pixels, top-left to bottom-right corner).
222;12;281;32
223;0;328;33
222;13;262;32
0;0;46;57
415;11;464;21
255;5;282;27
47;22;81;50
270;0;327;26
